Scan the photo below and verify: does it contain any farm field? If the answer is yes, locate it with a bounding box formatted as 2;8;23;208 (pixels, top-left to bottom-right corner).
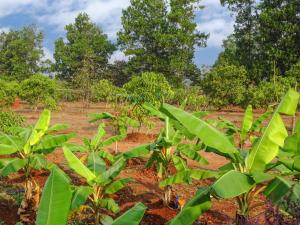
0;102;296;225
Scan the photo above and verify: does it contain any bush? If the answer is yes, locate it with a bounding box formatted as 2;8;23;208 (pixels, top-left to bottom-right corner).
171;86;208;110
286;60;300;82
0;111;25;134
19;74;58;109
124;72;174;107
248;76;296;108
91;79;126;103
0;80;20;108
201;64;247;108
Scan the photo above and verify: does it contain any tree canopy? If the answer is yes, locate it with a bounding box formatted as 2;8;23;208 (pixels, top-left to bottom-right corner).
0;26;44;80
54;13;116;82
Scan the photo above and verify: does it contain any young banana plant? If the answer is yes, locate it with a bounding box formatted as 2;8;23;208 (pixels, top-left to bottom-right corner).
0;110;75;222
143;103;213;207
159;89;299;225
89;111;139;153
63;145;144;225
263;116;300;215
69;123;124;165
35;167;147;225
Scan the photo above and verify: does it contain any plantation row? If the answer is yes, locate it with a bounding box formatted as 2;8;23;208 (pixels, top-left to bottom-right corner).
0;70;298;115
0;89;300;224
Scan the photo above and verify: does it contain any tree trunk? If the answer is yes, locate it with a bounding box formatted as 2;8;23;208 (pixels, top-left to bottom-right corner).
163;185;172;206
236;213;251;225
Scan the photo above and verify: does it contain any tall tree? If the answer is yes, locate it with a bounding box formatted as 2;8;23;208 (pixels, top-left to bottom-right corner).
54;13;115;82
0;25;44;80
256;0;300;77
220;0;259;82
118;0;207;84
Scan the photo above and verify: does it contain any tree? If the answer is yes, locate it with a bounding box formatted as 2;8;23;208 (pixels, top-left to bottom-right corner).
220;0;259;82
0;25;44;80
118;0;207;84
54;13;115;82
256;0;300;77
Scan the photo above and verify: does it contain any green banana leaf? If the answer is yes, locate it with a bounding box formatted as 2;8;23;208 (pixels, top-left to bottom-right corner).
91;124;106;148
35;133;75;153
160;169;218;187
168;187;211;225
122;144;151;159
99;198;120;213
89;112;114;123
161;104;239;161
246;113;288;172
177;144;208;165
241;105;253;140
87;152;106;174
47;123;69;133
105;178;133;194
211;170;255;199
36;168;72;225
278;89;300;116
71;186;93;210
264;176;300;204
109;203;147;225
63;145;96;182
0;158;27;176
172;155;187;172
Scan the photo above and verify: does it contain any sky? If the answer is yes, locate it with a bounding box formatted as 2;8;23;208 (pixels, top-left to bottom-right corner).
0;0;234;66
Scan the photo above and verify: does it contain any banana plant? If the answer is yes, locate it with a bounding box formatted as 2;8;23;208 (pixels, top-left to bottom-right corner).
68;123;124;165
142;103;215;207
89;111;139;153
63;145;145;225
0;110;74;222
36;167;147;225
206;105;272;148
159;89;299;225
263;116;300;215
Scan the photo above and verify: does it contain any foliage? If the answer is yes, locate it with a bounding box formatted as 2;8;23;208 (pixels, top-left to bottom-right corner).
118;0;207;83
201;64;247;108
0;79;20;108
54;13;115;82
220;0;300;82
89;111;139;153
0;111;25;134
0;110;74;222
0;25;44;80
248;77;297;108
19;74;59;109
171;86;208;110
62;145;146;225
91;80;126;103
124;72;173;107
160;89;300;225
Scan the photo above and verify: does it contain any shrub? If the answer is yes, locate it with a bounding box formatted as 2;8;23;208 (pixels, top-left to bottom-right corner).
0;79;20;108
286;60;300;82
248;76;297;108
19;74;58;109
91;79;126;103
124;72;174;107
0;111;25;134
201;64;247;108
171;86;208;110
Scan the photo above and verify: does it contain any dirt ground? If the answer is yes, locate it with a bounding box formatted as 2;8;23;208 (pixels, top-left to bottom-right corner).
0;102;295;225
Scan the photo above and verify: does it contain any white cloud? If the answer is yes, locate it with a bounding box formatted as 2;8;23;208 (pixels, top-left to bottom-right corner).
197;0;234;48
42;47;54;62
0;27;10;33
109;50;128;64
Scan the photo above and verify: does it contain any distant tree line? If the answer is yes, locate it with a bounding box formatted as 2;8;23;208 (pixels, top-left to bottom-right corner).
0;0;299;108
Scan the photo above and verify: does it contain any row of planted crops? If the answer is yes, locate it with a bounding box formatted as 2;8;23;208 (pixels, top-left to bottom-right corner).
0;89;300;225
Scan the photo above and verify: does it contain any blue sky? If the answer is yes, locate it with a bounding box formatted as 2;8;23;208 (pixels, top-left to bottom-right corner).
0;0;234;66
